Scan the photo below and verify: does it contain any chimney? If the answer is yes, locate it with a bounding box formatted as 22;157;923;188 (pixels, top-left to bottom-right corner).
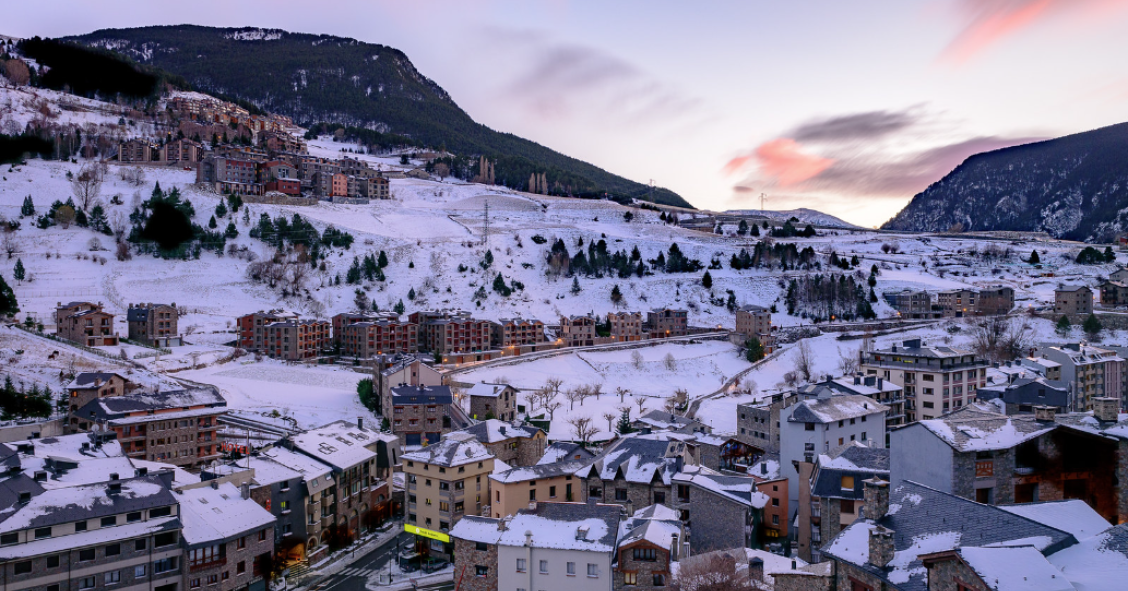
109;473;119;481
671;534;680;562
761;462;768;476
528;500;537;512
748;557;763;581
498;517;510;532
525;530;534;546
1034;405;1057;423
626;499;634;516
241;483;250;500
863;478;890;520
18;491;30;505
1093;397;1118;422
108;482;121;495
357;417;364;430
211;480;219;490
135;467;148;477
868;526;895;568
854;376;861;385
33;471;46;482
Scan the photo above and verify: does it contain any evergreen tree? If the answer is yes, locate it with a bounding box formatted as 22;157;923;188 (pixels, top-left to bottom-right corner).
480;249;494;270
12;259;24;284
377;250;388;268
1055;315;1072;337
215;200;228;218
0;275;17;316
750;224;760;237
616;409;634;434
1083;313;1102;339
89;205;109;234
610;284;622;304
394;299;405;315
702;270;713;289
208;215;217;229
744;337;765;362
225;222;239;238
1029;250;1040;264
20;196;34;217
850;254;860;267
492;273;511;297
571;277;582;294
74;208;88;227
408;287;416;301
354;288;369;312
1105;246;1116;263
737;220;749;236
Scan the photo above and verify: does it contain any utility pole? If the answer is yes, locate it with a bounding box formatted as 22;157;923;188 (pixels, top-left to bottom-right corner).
760;193;767;214
482;200;490;247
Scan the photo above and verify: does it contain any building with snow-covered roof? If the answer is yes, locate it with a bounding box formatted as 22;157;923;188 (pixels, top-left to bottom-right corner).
819;373;906;427
402;432;495;560
262;318;331;361
647;308;688;338
466;383;518;422
632;410;711;436
779;393;887;507
614;504;685;591
236;309;299;351
1055;284;1093;316
795;442;889;563
390;383;460;447
372;353;442;419
671;465;770;552
576;436;692;512
73;387;227;469
55;301;118;347
409;310;492;354
559;314;598;347
999;499;1112;542
176;482;275;591
976;372;1070;415
538;442;595;465
1035;343;1124;411
491;317;547;348
489;459;588;518
890;402;1128;522
860;338;988;422
335;311;418;359
126;302;180;347
65;371;135;415
456;419;545;466
735;305;774;352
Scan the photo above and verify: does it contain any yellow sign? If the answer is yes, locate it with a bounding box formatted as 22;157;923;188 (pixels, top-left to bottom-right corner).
404;524;450;543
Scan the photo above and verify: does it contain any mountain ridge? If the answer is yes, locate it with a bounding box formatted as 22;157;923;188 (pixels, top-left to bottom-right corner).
65;25;693;208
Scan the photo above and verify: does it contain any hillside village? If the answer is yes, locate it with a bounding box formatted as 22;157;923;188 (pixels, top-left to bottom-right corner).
4;36;1128;591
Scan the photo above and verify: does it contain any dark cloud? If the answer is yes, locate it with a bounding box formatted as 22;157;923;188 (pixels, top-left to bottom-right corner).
790;108;923;143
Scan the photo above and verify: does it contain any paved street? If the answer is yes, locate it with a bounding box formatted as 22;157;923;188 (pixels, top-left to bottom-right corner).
306;532;453;591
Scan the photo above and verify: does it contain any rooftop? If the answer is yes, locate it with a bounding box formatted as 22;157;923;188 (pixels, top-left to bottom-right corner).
289;420;381;471
458;420;543;444
538;442;595;465
787;394;888;424
576;436;684;486
391;384;454;405
401;432;493;468
176;482;276;545
672;465;769;508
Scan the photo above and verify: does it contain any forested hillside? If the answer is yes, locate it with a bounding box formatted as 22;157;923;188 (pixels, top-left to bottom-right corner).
67;26;691;208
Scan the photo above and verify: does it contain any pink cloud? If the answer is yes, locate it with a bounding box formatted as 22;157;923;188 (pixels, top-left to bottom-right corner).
941;0;1128;64
753;138;835;187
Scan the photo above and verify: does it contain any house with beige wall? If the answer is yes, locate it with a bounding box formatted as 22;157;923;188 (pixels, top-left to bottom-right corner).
488;459;587;518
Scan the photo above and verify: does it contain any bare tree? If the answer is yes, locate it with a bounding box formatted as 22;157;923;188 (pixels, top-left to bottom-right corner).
631;350;645;370
71;163;103;211
602;412;616;432
568;416;598;445
589;383;603;400
1;235;17;259
635;396;647;415
971;316;1034;363
794;339;814;382
663;396;678;414
616;386;630;402
545;377;564;398
566;385;588;409
433;162;450;180
664;352;677;371
109;211;127;243
837;345;860;375
671;552;754;591
544;400;563;420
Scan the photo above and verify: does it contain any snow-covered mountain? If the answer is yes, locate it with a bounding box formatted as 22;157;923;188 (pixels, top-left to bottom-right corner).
723;207;860;229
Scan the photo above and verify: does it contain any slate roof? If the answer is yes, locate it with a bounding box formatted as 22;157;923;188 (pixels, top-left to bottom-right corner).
1056;285;1090;292
812;444;890;501
76;387;226;421
401;432;493;467
126;304;173;323
289;420;381;471
499;502;621;552
465;383;512;398
671;465;769;508
575;437;683;485
490;459;588;484
821;481;1076;591
1047;524;1128;590
635;410;710;433
538;442;595;465
0;474;177;533
67;372;128;389
391;384;454;405
787;394;888;424
177;482;276;546
459;420;543;444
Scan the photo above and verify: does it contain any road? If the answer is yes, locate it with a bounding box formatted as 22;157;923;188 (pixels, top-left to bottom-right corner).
305;532;453;591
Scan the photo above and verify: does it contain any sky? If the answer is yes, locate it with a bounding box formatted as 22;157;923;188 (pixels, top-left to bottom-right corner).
6;0;1128;227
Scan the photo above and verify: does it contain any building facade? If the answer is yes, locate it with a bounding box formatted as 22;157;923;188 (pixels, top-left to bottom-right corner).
126;303;180;347
1055;285;1094;316
56;301;118;347
860;339;988;422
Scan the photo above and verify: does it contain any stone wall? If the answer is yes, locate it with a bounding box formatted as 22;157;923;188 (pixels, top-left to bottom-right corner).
685;486;749;553
775;572;833;591
833;560;884;591
614;542;672;590
242;194;320;206
453;537;498;591
484;437;544;468
818;497;842;555
924;556;989;591
582;476;672;512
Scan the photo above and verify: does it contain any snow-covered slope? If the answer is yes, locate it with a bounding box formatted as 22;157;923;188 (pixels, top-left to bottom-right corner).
723;207;861;229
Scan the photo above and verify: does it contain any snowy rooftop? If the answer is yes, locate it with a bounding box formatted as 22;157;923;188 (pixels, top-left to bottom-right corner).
1047;524;1128;590
251;446;333;485
465;383;512;398
787;394;888;424
67;372;129;389
1000;500;1112;542
289;420;381;471
0;475;177;533
499;502;621;552
401;432;493;467
391;384;454;405
618;516;682;551
672;465;769;508
958;547;1074;591
449;515;502;545
914;405;1058;452
538;442;595;465
635;410;711;434
0;516;179;561
577;437;683;485
78;386;226;420
458;419;543;444
176;482;276;545
490;459;588;484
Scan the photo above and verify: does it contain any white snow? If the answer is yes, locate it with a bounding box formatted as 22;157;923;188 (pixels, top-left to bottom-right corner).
960;546;1074;591
176;482;276;544
1001;500;1112;541
1047;526;1128;591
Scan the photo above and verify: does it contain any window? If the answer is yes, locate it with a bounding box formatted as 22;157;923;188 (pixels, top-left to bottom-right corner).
106;570;121;585
588;564;599;578
516;558;527;572
475;565;489;577
136;539;147;551
258;530;267;542
567;562;576;576
237;561;246;574
771;514;780;525
47;554;61;568
48;586;59;591
0;533;16;545
549;486;557;498
80;577;97;590
75;521;88;532
841;476;855;490
106;543;121;556
127;512;142;523
135;565;147;578
529;490;536;501
150;506;172;518
633;548;657;561
615;489;628;501
33;526;52;539
102;516;117;527
540;560;549;574
14;561;31;575
79;548;96;562
653;574;667;587
154;557;178;574
280;501;290;512
772;497;780;507
191;579;201;589
155;532;178;547
923;401;934;409
841;499;856;514
624;572;638;586
237;537;246;550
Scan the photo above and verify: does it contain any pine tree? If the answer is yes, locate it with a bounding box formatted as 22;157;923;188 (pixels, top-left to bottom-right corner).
378;250;388;268
215;200;228;218
1056;315;1071;337
737;220;749;236
408;287;416;301
1083;313;1102;339
208;215;217;229
1029;249;1040;264
610;284;622;304
225;222;239;238
394;299;405;315
702;270;713;289
750;224;760;237
744;337;765;362
0;275;18;316
571;277;582;294
20;196;34;217
354;288;369;312
1104;247;1115;263
13;259;24;284
616;409;634;434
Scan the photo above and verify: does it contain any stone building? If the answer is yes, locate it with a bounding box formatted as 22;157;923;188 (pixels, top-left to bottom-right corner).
936;288;977;318
487;459;587;518
890;401;1128;522
1055;285;1094;316
402;432;495;561
882;289;933;319
389;384;459;447
197;156;263;196
374;354;443;420
614;504;685;591
737;392;799;453
860;338;988;422
449;516;501;591
117;138;157;162
66;372;135;414
607;312;644;342
647;308;688;338
795;443;889;563
577;437;691;510
409;310;493;354
126;303;180;347
75;387;227;469
236;310;299;351
672;465;769;553
56;301;118;347
976;373;1070;414
490;318;546;348
337;317;418;358
262;319;331;361
466;383;518;422
1100;279;1128;306
178;482;275;591
159;139;205;165
977;285;1015;316
559;315;597;347
815;374;906;428
734;305;775;352
457;419;545;467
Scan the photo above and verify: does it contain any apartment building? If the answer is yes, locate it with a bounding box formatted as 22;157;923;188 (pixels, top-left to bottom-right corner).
817;374;906;427
1055;285;1094;316
374;354;443;420
647;308;688;338
734;305;775;352
577;437;691;510
409;310;492;354
488;459;587;518
126;303;180;347
197;156;262;196
936;289;977;318
1035;343;1124;410
179;482;275;591
288;420;394;546
860;338;989;422
56;301;118;347
457;419;545;467
736;393;799;454
66;372;134;414
559;315;597;347
159;139;205;165
607;312;644;342
977;285;1015;315
976;372;1070;414
672;465;770;552
390;384;457;447
466;383;517;422
260;131;307;154
337;318;418;358
794;443;889;563
490;318;546;348
236;310;299;351
882;290;933;319
117;138;157;162
1100;279;1128;306
402;432;495;561
778;393;888;508
262;319;331;361
0;472;185;591
75;387;227;470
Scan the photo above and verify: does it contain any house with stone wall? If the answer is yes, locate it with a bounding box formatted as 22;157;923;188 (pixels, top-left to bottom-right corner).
456;419;545;467
466;383;518;422
671;465;769;553
613;504;685;591
795;442;889;563
576;437;692;511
